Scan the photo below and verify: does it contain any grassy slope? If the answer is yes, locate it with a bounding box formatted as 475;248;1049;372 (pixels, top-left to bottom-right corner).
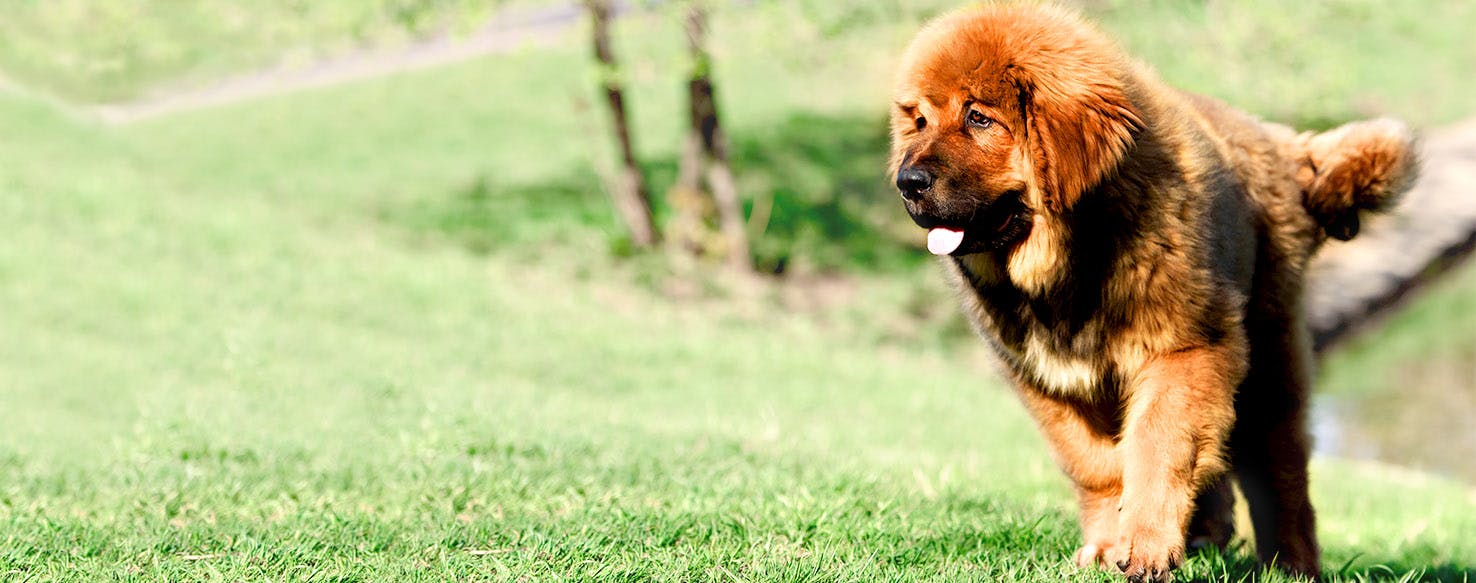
0;0;514;104
3;89;1473;581
1093;0;1476;130
2;1;1475;581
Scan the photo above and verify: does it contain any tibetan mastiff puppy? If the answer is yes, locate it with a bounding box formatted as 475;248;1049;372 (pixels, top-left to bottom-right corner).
889;4;1417;581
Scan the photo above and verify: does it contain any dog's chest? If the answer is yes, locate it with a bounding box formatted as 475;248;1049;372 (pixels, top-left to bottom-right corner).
1007;333;1104;397
951;256;1118;397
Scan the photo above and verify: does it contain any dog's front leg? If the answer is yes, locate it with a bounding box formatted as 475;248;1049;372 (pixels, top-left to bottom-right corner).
1014;386;1122;568
1110;346;1240;583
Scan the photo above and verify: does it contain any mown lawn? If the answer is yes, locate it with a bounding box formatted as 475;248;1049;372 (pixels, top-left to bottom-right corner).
2;1;1475;581
0;0;521;103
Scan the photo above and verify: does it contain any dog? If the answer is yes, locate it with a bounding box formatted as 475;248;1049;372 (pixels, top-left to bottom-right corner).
888;5;1417;581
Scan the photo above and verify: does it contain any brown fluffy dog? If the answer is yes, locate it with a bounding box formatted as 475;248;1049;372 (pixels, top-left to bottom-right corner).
888;5;1417;582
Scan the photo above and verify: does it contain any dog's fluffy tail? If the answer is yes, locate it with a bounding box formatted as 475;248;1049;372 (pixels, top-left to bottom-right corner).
1297;118;1419;241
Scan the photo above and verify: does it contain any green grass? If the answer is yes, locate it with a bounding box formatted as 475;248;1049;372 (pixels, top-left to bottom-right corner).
0;0;511;103
3;89;1474;580
1093;0;1476;130
4;0;1475;127
1323;259;1476;397
2;1;1476;581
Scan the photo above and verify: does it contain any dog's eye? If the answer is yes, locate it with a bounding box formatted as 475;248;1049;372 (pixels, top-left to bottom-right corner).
915;116;927;131
967;110;995;129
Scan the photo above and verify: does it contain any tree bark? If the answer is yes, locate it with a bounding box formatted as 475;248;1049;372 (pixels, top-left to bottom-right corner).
684;3;752;272
669;123;712;255
587;0;658;248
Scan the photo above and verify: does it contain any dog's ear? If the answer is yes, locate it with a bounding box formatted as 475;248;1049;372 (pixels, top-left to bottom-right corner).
1012;70;1143;212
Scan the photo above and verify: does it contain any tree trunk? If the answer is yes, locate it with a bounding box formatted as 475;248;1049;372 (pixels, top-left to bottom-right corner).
685;3;752;272
587;0;658;248
668;124;713;255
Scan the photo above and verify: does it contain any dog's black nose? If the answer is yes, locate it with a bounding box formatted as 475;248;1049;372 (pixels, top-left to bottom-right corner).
896;167;933;199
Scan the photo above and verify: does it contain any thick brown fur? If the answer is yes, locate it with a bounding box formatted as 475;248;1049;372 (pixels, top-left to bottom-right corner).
888;5;1418;582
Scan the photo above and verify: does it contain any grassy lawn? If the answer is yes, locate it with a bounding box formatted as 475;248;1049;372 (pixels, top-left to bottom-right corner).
0;0;518;103
2;1;1475;581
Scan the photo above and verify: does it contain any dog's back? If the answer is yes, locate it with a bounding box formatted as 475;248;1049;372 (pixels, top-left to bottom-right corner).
1178;90;1418;261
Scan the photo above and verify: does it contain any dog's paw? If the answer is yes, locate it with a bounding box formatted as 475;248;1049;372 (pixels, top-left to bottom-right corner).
1185;521;1233;556
1074;541;1114;569
1185;486;1236;554
1107;530;1184;583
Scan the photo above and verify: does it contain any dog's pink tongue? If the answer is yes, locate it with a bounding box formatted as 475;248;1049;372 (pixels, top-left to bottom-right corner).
927;227;966;255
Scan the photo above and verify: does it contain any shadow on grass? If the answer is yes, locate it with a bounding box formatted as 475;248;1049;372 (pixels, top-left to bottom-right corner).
725;112;914;273
384;111;923;274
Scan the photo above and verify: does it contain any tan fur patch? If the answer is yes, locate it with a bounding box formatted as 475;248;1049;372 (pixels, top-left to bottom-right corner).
1020;335;1099;398
1007;214;1065;293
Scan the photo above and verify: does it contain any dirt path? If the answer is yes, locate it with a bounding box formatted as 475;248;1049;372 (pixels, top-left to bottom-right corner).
91;2;607;124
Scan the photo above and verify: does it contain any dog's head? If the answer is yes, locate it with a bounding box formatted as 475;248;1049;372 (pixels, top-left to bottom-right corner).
889;5;1144;256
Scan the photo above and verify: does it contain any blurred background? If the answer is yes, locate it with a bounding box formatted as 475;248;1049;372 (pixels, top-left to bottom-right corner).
1;1;1473;580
